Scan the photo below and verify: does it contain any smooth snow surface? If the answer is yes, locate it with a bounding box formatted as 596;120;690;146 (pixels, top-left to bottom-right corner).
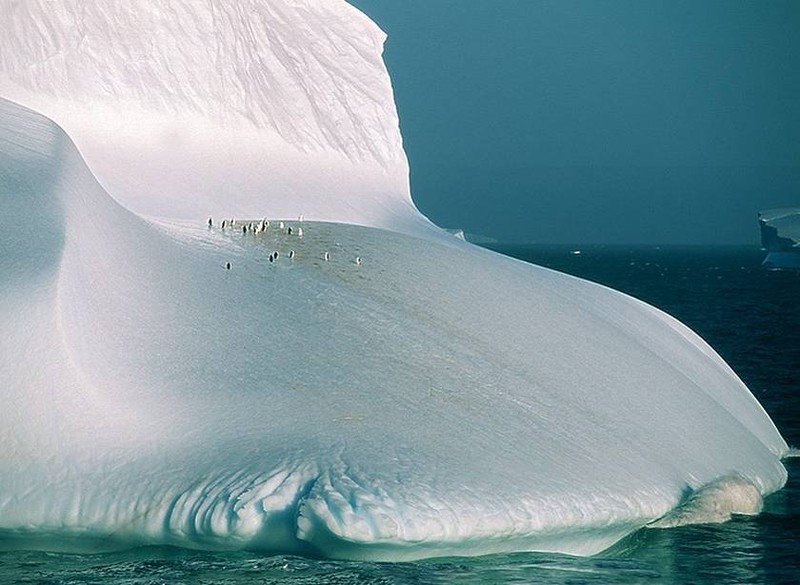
0;99;788;560
0;0;424;233
0;0;789;562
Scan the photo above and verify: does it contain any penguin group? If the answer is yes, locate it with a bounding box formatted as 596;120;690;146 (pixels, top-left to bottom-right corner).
209;216;362;272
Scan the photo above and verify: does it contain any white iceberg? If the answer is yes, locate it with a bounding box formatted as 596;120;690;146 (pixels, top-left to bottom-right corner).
759;208;800;269
0;0;788;561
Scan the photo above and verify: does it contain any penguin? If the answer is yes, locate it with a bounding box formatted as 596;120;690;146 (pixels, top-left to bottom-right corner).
355;256;362;266
242;225;247;234
221;220;227;229
298;214;304;222
289;250;296;259
279;221;285;230
269;253;274;263
208;217;213;228
324;251;330;262
225;262;231;270
231;219;236;226
274;251;280;260
297;227;303;238
287;226;293;235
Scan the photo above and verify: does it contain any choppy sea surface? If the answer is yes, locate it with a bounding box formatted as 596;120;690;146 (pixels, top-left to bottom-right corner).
3;245;798;584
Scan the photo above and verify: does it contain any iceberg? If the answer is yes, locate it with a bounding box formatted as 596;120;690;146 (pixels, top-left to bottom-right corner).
0;0;424;233
0;0;788;561
759;208;800;269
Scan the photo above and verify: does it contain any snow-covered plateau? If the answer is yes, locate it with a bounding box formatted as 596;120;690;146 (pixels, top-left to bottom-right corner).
0;0;789;561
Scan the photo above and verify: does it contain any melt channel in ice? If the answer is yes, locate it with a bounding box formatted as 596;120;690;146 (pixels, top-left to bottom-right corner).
0;0;789;561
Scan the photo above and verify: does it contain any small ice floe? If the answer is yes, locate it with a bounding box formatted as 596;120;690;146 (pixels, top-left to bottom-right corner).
571;250;582;256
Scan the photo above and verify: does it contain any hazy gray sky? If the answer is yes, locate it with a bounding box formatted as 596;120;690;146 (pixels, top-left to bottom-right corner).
351;0;799;244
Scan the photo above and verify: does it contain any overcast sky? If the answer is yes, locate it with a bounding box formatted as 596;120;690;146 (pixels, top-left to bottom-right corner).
350;0;799;244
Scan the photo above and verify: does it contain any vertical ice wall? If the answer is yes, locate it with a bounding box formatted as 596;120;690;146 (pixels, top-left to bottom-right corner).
0;0;424;231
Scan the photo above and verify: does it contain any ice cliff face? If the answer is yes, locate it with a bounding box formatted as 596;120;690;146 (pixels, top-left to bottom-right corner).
0;0;790;562
0;0;419;229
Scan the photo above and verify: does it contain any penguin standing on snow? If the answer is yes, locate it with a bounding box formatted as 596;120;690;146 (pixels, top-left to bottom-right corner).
324;252;330;262
289;250;295;259
221;220;227;229
297;227;303;238
225;262;231;270
287;226;293;235
355;256;362;266
208;217;213;228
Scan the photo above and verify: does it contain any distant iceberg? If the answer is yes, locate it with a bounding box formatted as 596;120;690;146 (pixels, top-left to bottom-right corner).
759;208;800;269
0;0;788;561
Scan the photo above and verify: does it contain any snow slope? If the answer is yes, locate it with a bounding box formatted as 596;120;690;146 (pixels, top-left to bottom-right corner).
0;98;787;559
0;0;422;232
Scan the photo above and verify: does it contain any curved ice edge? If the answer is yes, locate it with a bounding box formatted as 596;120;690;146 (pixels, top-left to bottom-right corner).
0;471;781;561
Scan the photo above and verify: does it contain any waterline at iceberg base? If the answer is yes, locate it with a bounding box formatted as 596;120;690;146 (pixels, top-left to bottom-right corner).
0;0;788;562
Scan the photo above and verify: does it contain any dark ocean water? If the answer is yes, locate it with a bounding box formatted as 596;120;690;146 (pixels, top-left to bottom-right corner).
3;246;798;585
